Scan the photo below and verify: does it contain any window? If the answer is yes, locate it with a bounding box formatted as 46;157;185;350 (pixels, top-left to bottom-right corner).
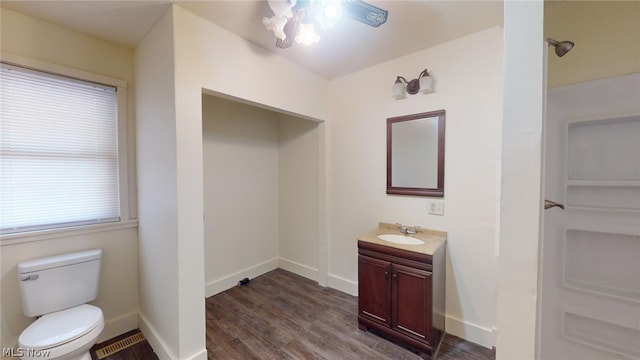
1;63;121;234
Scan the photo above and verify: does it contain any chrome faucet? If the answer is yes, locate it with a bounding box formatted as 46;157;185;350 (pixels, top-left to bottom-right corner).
396;223;418;235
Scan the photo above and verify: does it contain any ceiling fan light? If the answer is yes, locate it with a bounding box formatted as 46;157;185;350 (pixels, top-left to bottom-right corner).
295;23;320;45
262;15;288;40
267;0;296;19
317;0;342;29
324;3;339;18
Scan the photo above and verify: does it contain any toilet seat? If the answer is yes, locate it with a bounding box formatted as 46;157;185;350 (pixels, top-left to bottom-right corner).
19;304;103;351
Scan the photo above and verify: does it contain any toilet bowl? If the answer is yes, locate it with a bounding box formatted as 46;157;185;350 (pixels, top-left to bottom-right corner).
18;304;104;360
17;250;104;360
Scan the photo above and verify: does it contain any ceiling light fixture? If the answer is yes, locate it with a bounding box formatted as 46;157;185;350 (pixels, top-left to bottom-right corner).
392;69;434;100
263;0;388;49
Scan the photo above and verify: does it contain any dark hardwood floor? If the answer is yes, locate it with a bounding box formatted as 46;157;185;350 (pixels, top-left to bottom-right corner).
92;269;495;360
206;269;494;360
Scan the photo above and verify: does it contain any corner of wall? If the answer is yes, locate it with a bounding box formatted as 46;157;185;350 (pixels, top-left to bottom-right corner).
138;312;177;360
205;258;279;297
445;316;497;349
278;258;318;282
97;311;139;344
327;273;358;297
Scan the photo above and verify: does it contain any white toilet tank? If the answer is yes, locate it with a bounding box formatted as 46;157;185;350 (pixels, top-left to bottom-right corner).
18;249;102;317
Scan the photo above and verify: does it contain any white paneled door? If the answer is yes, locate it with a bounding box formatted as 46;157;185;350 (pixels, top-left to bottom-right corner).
539;73;640;359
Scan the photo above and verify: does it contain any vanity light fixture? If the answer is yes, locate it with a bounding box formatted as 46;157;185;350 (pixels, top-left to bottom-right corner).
392;69;434;100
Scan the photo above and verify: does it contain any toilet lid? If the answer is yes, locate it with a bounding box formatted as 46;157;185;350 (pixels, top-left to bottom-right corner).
19;304;103;350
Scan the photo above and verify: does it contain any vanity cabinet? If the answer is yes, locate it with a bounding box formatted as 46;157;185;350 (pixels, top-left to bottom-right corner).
358;239;445;358
358;255;392;326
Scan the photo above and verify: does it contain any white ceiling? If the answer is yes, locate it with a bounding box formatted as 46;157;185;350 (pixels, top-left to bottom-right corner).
1;0;503;79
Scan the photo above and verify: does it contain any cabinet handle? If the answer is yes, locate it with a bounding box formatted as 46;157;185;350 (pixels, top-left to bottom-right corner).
392;273;397;278
384;271;389;276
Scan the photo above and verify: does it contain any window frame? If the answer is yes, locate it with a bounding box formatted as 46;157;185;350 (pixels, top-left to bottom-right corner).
0;53;136;244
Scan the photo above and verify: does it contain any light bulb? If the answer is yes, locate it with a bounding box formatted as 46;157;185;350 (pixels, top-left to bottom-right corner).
295;23;320;46
317;0;342;28
324;3;339;18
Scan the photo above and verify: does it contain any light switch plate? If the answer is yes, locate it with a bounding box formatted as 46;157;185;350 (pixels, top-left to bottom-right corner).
428;200;445;216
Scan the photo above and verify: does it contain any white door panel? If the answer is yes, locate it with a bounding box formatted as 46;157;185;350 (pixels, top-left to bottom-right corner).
539;73;640;360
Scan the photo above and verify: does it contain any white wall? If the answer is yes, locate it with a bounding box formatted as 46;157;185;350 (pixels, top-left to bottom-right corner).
496;1;545;359
174;6;329;123
0;8;139;352
278;115;320;279
327;26;504;348
134;8;184;360
202;95;280;296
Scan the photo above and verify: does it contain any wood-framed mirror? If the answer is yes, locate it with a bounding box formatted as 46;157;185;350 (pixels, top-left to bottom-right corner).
387;110;445;197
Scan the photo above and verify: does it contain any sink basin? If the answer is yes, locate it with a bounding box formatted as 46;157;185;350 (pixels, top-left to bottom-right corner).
377;234;424;245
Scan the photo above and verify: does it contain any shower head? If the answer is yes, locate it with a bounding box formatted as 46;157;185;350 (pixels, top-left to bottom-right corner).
547;38;574;57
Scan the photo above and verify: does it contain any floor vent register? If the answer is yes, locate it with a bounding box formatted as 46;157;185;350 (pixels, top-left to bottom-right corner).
95;332;146;359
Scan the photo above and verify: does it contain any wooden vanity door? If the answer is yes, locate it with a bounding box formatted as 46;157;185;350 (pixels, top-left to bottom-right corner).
358;255;392;327
391;263;432;343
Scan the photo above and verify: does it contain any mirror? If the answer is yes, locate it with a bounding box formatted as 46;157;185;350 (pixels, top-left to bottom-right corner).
387;110;445;197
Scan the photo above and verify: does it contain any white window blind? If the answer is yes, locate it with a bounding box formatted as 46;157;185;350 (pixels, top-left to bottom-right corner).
1;63;120;234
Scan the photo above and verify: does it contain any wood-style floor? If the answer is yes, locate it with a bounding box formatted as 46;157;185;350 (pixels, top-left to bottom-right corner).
92;269;495;360
206;269;494;360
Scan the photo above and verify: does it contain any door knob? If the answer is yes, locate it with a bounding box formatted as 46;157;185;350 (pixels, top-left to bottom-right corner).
544;199;565;210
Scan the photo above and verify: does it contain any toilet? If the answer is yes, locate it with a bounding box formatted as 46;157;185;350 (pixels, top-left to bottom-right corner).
17;249;105;360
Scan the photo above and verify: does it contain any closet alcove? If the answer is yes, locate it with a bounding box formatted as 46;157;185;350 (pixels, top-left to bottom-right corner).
202;93;322;296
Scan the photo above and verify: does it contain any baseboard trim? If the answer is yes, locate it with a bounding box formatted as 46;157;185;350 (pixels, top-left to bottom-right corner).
184;348;208;360
328;273;358;296
205;258;279;297
138;312;177;360
97;311;139;343
278;258;318;282
445;315;496;349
